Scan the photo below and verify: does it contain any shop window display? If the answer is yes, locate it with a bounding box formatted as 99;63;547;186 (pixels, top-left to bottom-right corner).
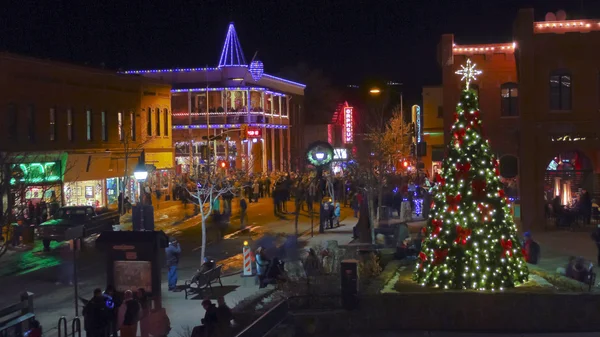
64;180;105;208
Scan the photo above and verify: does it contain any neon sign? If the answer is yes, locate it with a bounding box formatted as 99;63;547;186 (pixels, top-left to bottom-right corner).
10;161;62;185
344;107;353;144
412;105;422;143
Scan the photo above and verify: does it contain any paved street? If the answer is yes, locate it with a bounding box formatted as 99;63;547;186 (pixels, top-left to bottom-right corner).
0;198;355;337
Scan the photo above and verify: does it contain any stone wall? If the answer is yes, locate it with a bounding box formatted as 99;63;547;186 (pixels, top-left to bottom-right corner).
289;292;600;335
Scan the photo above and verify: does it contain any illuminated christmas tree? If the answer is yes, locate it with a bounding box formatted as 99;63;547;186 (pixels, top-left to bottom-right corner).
413;59;528;290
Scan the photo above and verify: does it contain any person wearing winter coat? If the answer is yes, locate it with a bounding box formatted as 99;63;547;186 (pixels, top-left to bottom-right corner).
165;238;181;291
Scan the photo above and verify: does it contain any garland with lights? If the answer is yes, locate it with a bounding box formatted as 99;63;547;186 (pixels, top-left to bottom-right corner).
413;60;528;290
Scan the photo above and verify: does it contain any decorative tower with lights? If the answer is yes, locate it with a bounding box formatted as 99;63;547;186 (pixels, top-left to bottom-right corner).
413;59;529;290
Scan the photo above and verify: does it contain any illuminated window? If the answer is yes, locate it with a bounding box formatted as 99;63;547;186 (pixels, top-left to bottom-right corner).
500;82;519;117
164;109;169;136
550;71;571;111
156;108;161;136
147;107;152;136
28;104;35;142
130;111;136;141
8;103;17;141
50;107;56;141
118;112;123;141
101;111;108;141
67;109;74;141
86;109;93;141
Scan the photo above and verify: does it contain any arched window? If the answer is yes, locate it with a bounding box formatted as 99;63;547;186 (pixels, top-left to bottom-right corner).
549;70;571;111
501;82;518;117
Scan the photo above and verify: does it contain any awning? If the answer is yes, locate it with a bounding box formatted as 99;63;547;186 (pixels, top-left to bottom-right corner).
63;154;112;182
107;156;140;178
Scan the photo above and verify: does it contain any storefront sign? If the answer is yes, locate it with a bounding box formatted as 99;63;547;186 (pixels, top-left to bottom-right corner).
247;128;262;138
333;148;348;160
412;105;422;143
10;161;61;185
344;107;354;144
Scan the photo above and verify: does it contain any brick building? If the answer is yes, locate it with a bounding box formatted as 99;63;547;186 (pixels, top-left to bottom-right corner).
0;52;173;211
439;8;600;231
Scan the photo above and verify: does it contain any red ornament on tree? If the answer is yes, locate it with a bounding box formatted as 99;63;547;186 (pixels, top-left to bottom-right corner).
419;251;428;262
453;129;466;145
464;110;480;124
454;225;472;245
498;189;505;198
472;178;487;201
446;194;462;212
500;239;513;258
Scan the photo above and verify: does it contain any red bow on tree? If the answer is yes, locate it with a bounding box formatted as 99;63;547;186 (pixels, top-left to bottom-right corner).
455;162;471;180
464;110;480;124
446;194;462;212
454;225;471;245
498;189;505;198
419;251;428;262
494;167;500;176
500;239;513;258
433;249;449;265
434;173;446;187
431;219;443;237
472;179;487;201
453;129;466;146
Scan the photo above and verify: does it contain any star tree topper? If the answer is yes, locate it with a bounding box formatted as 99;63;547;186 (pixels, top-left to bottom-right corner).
455;58;482;90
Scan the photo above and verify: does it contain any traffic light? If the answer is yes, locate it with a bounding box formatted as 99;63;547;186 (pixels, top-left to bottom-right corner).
200;145;208;159
240;124;248;141
218;160;228;169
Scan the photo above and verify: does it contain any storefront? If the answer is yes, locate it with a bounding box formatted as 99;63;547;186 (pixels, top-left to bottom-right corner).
63;180;105;207
106;177;138;208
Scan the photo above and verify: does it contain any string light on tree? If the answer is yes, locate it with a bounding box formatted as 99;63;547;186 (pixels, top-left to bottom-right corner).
455;58;482;90
414;58;528;291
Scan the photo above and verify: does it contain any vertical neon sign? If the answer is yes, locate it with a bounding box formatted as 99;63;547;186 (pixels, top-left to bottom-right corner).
412;105;422;143
344;107;353;144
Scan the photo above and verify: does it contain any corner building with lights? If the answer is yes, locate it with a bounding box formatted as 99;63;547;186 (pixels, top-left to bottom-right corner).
439;8;600;231
124;23;305;174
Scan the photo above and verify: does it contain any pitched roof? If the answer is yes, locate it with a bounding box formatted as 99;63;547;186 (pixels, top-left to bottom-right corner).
218;22;247;67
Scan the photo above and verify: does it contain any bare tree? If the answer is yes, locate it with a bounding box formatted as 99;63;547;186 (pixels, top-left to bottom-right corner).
362;105;411;243
185;172;236;262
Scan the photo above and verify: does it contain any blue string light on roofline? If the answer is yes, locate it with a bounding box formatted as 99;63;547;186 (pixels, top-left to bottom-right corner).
171;87;287;96
172;124;288;130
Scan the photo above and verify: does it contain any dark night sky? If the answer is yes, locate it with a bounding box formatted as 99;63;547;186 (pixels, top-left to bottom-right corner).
1;0;600;100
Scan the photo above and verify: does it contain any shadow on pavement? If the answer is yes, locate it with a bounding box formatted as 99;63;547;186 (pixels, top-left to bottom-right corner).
188;285;239;300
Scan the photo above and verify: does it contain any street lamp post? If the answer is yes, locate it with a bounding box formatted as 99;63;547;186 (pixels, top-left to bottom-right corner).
134;162;148;231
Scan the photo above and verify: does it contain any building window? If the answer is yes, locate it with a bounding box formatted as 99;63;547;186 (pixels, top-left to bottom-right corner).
50;107;56;141
101;111;108;141
130;111;136;141
164;108;169;136
147;107;152;136
86;109;93;141
28;104;35;142
501;82;519;117
118;112;123;141
8;103;17;140
156;108;161;136
67;109;74;141
550;71;572;111
437;106;443;118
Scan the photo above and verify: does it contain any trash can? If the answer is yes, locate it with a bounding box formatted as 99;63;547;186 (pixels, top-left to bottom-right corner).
22;224;35;244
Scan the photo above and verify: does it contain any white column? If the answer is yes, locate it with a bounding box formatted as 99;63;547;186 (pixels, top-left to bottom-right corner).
279;128;284;171
270;128;275;172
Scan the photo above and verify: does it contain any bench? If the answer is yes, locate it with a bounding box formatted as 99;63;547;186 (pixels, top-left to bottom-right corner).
566;260;597;291
184;265;224;299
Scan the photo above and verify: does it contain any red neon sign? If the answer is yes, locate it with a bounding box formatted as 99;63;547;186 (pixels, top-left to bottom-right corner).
247;128;262;138
344;107;354;144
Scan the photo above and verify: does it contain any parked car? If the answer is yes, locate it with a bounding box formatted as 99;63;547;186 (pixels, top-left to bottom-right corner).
37;206;120;251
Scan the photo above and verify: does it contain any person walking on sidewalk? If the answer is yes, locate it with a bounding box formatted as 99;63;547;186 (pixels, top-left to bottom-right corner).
117;290;141;337
240;197;248;230
83;288;110;337
165;238;181;291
